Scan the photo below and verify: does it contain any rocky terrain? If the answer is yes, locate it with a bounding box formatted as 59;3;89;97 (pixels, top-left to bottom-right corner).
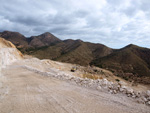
16;58;150;106
0;37;150;113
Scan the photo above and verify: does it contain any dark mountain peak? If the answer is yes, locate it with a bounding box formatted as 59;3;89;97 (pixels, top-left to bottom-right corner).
121;44;140;51
63;39;83;43
28;32;62;47
35;32;61;41
63;39;74;43
63;39;84;46
2;30;12;34
76;39;83;42
43;32;50;34
122;44;150;51
63;39;74;41
1;31;25;38
39;32;53;37
0;31;28;47
126;44;137;48
3;30;12;33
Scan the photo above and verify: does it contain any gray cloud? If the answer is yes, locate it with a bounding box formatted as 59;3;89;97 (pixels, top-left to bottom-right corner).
0;0;150;48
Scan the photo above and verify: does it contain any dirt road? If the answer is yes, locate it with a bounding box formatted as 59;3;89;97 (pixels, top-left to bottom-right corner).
0;65;149;113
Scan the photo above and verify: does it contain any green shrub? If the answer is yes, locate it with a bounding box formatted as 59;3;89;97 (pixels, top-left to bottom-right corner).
115;79;120;82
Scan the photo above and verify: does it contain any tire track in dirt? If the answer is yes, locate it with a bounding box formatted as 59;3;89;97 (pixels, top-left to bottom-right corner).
38;83;71;113
1;65;150;113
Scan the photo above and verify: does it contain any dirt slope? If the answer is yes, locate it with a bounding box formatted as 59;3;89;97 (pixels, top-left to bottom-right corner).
0;38;22;77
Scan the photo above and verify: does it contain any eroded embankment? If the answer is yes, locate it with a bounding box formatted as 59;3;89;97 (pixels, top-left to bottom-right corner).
0;38;23;96
0;37;22;76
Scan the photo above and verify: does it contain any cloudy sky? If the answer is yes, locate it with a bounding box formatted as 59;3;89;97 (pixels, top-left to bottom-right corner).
0;0;150;48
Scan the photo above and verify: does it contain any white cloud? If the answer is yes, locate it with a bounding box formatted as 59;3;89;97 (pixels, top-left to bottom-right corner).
0;0;149;48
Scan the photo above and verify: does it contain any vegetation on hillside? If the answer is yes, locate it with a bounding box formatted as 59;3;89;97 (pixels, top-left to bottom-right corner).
1;31;150;84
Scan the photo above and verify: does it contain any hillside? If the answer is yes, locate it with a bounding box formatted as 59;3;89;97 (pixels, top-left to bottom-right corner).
0;31;113;65
0;31;150;84
27;32;62;47
91;44;150;84
26;39;113;65
0;35;150;113
0;31;28;48
0;31;62;48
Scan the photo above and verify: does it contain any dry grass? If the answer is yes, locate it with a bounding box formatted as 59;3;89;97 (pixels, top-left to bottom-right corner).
82;73;103;80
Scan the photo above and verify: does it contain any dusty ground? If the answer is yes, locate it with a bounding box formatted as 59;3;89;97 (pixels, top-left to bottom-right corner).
0;61;150;113
22;57;150;91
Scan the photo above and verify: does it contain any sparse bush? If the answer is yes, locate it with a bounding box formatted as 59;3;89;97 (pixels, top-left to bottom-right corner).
110;70;115;73
123;76;128;81
115;79;120;82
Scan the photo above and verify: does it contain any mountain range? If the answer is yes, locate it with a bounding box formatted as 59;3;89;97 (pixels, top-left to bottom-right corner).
0;31;150;84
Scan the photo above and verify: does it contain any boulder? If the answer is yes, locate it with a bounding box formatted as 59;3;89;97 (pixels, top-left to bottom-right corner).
147;101;150;105
126;88;133;94
146;90;150;97
97;86;102;90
